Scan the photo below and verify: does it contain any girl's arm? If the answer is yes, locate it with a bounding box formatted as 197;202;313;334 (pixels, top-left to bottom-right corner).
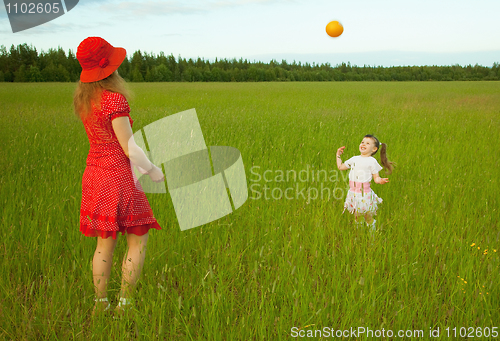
373;173;389;184
336;146;349;170
112;116;165;182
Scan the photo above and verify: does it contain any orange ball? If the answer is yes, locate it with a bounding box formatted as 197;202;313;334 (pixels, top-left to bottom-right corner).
326;21;344;37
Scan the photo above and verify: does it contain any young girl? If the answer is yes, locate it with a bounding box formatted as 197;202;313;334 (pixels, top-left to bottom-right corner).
336;135;394;230
74;37;165;315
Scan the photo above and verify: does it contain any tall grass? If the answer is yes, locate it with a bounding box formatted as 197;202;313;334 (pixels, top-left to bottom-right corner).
1;82;499;340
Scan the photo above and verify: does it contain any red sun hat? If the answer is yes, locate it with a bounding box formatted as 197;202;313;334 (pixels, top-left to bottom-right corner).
76;37;126;83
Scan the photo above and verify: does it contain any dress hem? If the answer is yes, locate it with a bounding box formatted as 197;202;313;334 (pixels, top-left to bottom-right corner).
80;221;162;239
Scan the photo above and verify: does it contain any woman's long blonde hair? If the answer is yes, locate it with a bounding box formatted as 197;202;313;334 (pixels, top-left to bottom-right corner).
73;71;131;121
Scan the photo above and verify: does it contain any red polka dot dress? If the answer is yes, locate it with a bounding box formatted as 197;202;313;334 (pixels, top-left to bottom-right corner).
80;90;162;239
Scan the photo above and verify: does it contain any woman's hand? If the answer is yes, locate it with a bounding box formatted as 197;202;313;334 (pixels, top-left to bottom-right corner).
136;164;164;182
136;166;149;175
148;165;165;183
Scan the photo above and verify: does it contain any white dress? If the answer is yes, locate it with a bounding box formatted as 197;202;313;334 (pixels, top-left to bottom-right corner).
343;156;383;215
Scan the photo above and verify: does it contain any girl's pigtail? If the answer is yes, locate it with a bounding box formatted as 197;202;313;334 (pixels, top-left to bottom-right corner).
379;143;394;175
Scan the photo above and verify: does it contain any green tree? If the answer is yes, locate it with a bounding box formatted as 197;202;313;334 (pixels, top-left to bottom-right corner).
202;66;211;81
264;69;276;81
177;56;187;81
183;66;202;82
145;67;153;82
210;67;222;81
247;66;264;81
166;54;176;74
131;67;144;82
66;49;80;81
131;51;145;80
41;62;70;82
231;67;243;82
157;52;168;67
14;64;27;82
27;65;43;82
57;64;71;82
155;64;172;82
118;57;131;80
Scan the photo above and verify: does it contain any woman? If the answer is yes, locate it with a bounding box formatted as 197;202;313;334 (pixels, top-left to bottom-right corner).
74;37;164;315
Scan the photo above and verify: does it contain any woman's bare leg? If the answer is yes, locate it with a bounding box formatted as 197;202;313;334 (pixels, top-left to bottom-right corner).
93;236;118;298
120;232;149;298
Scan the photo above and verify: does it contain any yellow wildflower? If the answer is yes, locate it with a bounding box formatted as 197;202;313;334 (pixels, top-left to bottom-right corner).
471;243;475;246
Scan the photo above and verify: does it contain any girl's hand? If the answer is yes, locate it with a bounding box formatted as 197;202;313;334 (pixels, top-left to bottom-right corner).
336;146;346;157
373;173;389;184
148;165;165;183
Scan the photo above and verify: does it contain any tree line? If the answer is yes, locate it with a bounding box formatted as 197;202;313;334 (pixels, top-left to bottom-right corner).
1;43;499;83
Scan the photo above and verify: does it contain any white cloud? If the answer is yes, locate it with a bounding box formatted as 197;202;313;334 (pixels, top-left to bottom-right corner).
2;0;499;65
93;0;297;18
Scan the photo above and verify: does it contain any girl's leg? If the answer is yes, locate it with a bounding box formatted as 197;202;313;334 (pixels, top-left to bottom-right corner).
354;212;363;225
364;213;376;231
120;232;149;298
93;236;118;298
364;213;374;225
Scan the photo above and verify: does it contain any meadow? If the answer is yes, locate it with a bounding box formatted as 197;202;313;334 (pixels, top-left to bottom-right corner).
1;81;499;340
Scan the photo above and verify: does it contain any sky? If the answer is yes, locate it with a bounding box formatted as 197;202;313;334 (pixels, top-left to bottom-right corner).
1;0;499;67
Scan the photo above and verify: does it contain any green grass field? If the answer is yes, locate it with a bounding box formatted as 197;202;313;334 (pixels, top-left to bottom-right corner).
1;81;499;340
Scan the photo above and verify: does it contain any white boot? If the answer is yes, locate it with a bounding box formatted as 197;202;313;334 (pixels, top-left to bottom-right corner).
92;297;110;316
114;297;133;317
367;219;376;232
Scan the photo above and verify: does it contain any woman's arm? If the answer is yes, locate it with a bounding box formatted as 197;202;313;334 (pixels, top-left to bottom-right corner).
373;173;389;184
112;116;134;158
336;146;349;171
112;116;164;182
